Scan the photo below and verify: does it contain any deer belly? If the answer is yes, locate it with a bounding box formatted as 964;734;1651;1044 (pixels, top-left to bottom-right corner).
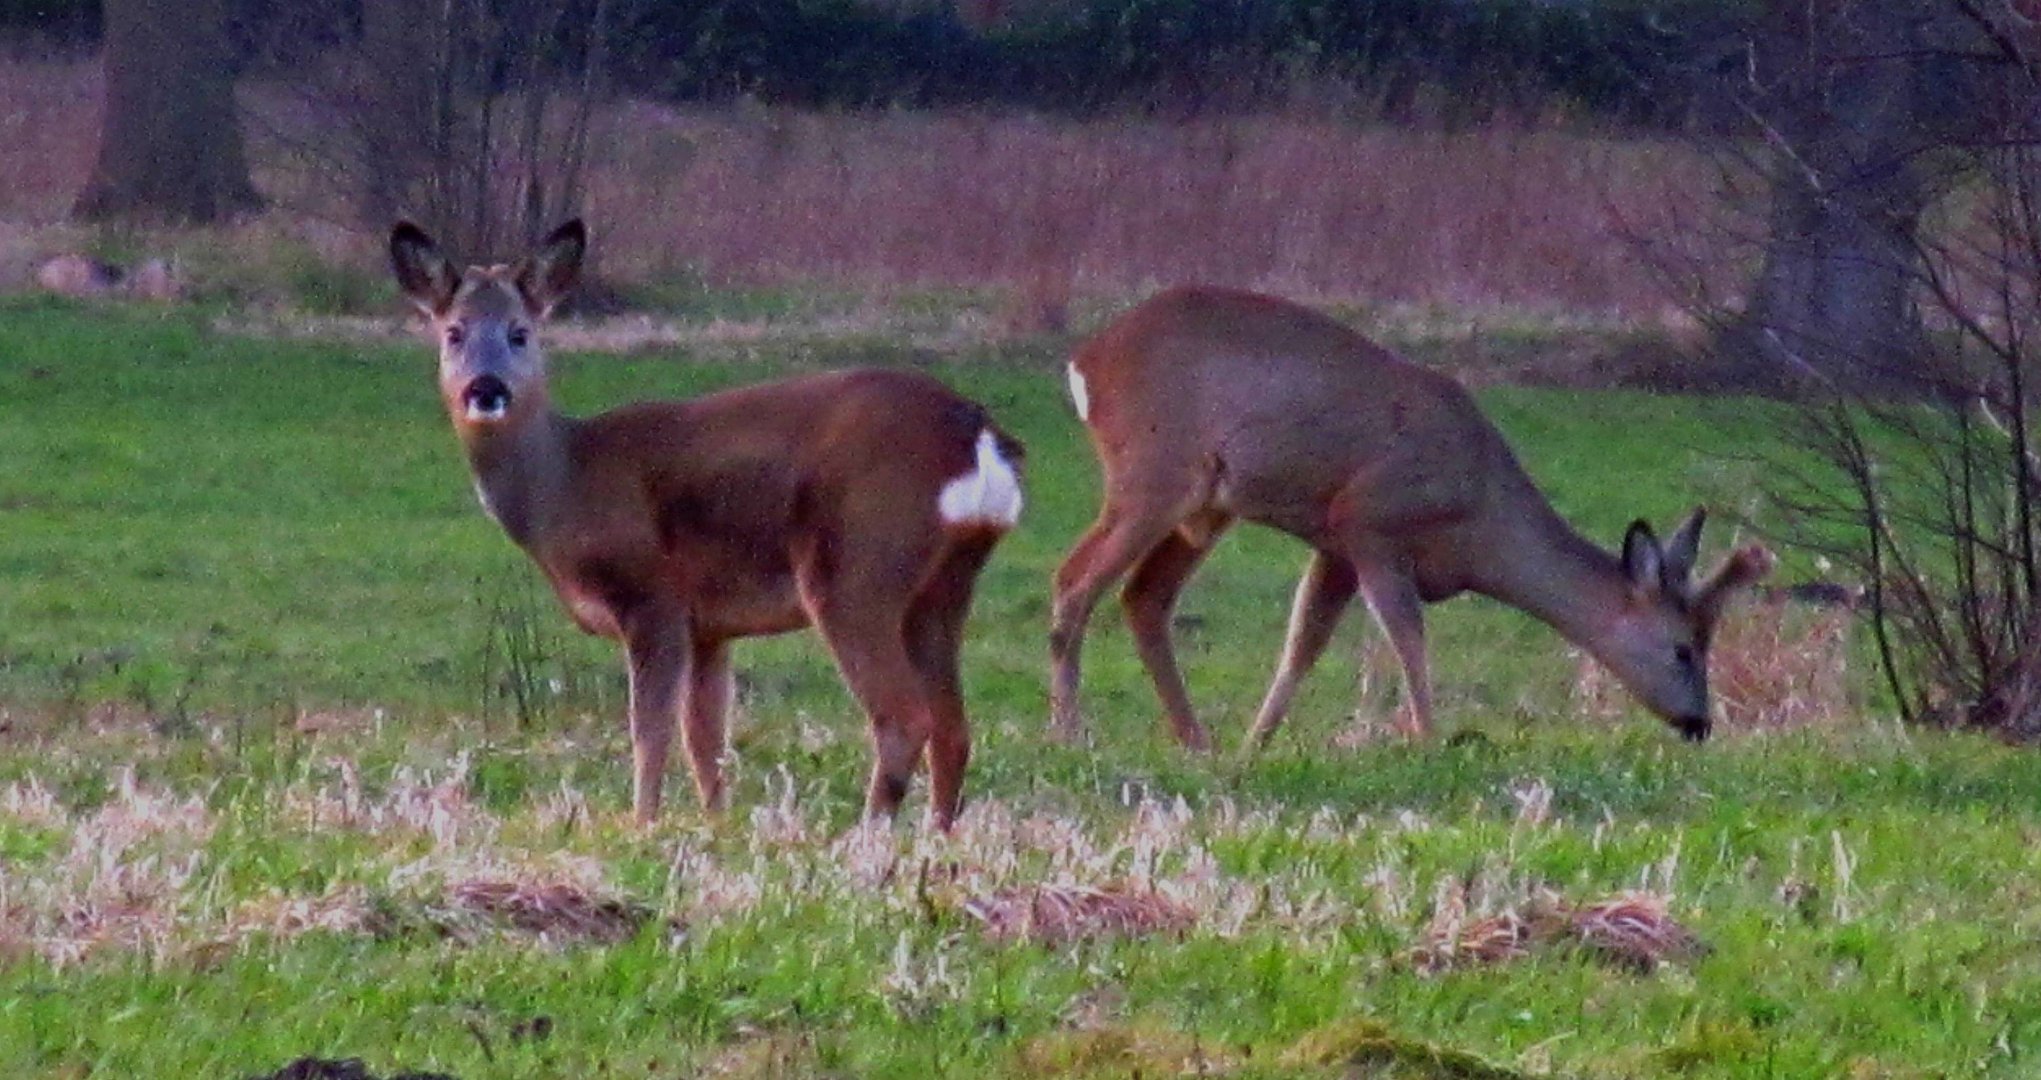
690;548;807;638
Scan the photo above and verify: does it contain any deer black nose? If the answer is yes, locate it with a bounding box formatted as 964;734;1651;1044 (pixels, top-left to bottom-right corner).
462;374;513;421
1675;714;1711;742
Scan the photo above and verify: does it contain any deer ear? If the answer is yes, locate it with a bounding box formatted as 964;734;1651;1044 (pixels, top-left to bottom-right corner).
1621;519;1665;591
1661;505;1707;584
389;222;459;316
515;218;586;318
1696;544;1777;623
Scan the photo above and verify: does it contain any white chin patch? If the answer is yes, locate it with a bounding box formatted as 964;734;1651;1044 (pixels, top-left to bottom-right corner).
465;399;509;422
938;429;1023;527
1066;362;1090;423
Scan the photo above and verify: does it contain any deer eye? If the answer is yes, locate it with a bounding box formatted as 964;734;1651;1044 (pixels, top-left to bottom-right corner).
507;326;530;349
444;324;465;346
1673;644;1697;669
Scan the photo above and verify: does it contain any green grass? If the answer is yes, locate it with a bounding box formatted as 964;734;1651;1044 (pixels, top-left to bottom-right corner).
2;299;2037;1078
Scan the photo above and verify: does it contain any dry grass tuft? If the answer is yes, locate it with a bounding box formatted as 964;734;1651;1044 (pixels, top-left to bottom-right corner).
223;887;382;943
1710;593;1856;732
0;769;215;967
1567;892;1710;971
1410;883;1704;975
225;876;675;950
440;877;668;945
962;882;1197;946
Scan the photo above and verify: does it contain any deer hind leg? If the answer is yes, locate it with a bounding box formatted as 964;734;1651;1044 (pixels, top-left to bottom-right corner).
1347;558;1432;738
799;544;937;823
1119;514;1231;751
905;531;1000;830
623;616;689;824
1050;482;1207;742
681;638;733;814
1244;549;1361;753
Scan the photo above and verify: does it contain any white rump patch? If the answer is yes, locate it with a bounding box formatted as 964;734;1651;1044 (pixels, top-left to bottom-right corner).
1066;362;1091;423
939;429;1023;527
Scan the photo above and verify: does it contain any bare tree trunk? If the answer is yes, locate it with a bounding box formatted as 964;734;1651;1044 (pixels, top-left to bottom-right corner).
75;0;263;223
1723;0;1974;393
1733;162;1930;392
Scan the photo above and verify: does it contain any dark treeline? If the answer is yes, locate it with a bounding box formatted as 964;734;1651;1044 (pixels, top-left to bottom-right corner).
6;0;1754;126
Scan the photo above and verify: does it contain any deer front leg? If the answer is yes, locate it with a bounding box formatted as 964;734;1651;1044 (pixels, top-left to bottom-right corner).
624;616;689;823
1245;549;1361;753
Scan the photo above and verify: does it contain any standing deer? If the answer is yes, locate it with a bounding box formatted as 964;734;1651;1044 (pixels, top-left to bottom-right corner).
1049;287;1773;751
389;220;1024;827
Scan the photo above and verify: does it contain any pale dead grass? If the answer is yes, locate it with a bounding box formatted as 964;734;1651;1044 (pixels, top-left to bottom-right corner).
0;736;1729;996
0;759;1354;969
281;753;495;848
0;768;214;967
700;1029;841;1079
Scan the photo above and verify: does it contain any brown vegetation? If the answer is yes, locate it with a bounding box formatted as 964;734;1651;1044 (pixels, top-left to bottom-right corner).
0;56;1729;324
1410;884;1705;975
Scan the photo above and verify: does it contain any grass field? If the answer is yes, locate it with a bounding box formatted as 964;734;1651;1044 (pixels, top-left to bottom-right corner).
4;297;2041;1079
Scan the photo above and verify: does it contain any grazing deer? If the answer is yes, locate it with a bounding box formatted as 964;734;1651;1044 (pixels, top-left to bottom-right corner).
1049;286;1773;751
389;220;1024;827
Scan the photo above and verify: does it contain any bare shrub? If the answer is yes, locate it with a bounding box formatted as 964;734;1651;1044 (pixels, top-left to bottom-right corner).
245;0;622;257
1766;154;2041;731
1618;5;2041;736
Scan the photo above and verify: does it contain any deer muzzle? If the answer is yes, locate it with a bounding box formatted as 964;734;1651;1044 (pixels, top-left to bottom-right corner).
461;374;514;422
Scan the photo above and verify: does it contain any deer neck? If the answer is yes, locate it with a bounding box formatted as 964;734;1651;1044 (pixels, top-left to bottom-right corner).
1473;500;1631;652
459;403;573;549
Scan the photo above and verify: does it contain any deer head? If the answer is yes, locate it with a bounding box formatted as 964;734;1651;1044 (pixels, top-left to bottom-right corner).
1599;507;1776;740
389;219;586;430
